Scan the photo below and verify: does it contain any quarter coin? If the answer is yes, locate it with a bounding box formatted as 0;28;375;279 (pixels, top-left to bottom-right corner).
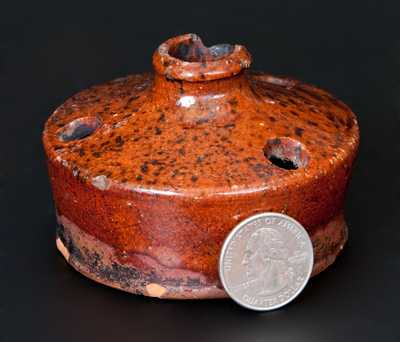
219;212;314;311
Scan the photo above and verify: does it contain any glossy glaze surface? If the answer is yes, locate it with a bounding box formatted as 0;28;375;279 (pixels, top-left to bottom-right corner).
43;34;359;298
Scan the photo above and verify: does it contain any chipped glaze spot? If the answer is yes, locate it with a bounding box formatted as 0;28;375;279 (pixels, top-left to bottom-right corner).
146;283;167;298
91;175;110;190
56;237;70;260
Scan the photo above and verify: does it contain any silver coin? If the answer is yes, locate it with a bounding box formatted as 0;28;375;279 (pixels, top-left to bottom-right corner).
219;212;314;311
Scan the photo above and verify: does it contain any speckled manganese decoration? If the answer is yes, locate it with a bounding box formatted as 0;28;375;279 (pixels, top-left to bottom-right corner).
43;34;359;299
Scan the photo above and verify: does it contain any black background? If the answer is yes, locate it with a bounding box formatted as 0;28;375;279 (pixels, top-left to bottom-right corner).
1;1;399;341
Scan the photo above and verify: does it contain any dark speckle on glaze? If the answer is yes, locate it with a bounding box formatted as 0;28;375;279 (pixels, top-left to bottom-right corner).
295;127;305;137
140;164;148;173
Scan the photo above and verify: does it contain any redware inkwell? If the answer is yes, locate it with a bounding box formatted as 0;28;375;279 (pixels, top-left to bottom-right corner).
43;34;359;299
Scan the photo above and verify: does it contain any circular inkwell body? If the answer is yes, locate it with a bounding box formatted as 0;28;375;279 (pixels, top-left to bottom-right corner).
43;34;359;299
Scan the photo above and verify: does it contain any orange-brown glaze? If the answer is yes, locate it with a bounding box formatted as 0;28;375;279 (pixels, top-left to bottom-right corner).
43;34;359;299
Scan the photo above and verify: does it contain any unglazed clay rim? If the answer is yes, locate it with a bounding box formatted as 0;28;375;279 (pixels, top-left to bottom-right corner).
55;211;346;299
152;33;252;82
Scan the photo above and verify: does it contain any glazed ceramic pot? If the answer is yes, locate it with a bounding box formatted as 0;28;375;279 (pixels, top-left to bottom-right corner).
43;34;359;299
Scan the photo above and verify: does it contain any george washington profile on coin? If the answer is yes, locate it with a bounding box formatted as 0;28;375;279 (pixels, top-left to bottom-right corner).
242;227;295;296
219;213;314;311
